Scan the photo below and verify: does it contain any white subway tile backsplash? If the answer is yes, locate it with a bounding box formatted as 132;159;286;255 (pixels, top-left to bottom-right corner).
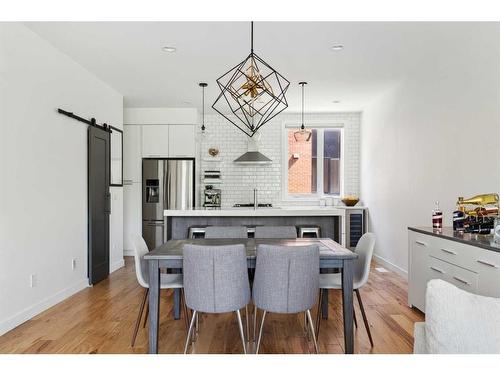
199;112;360;207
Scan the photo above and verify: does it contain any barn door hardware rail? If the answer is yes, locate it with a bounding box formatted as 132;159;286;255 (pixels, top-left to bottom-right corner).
57;108;113;133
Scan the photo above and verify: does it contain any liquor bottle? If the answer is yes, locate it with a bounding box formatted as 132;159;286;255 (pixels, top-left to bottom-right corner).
453;201;465;232
457;193;499;206
432;201;443;229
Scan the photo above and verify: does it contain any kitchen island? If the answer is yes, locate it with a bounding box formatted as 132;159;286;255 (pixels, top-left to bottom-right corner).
164;206;367;247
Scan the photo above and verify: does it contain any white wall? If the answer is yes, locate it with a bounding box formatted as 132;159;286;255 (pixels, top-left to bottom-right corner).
200;112;361;207
0;24;124;335
361;24;500;275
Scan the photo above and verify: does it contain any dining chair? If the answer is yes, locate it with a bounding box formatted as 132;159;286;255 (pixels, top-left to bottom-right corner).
182;244;251;354
315;232;376;346
252;244;320;354
254;226;298;239
131;234;189;347
204;226;248;239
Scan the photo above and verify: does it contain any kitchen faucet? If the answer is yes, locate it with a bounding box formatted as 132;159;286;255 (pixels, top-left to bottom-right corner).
253;188;258;210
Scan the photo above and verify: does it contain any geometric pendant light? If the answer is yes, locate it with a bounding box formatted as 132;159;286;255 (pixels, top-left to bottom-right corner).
212;22;290;138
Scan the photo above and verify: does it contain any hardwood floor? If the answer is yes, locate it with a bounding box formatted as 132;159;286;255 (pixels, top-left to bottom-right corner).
0;258;424;354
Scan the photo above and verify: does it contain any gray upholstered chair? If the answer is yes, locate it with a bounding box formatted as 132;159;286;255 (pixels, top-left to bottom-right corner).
254;226;298;239
252;244;320;353
182;244;251;354
204;226;248;239
315;232;376;346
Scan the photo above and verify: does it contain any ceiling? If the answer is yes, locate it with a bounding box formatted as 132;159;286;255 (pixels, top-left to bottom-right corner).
25;22;498;112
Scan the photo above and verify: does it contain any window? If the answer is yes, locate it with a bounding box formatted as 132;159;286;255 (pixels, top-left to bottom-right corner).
285;126;342;198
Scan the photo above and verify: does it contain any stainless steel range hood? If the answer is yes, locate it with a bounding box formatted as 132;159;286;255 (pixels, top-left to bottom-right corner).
233;136;272;165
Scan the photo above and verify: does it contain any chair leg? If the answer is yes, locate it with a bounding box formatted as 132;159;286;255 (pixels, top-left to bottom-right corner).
236;310;247;354
255;310;267;354
353;298;358;329
131;289;148;347
355;289;373;347
183;310;197;354
245;305;250;343
306;309;319;354
253;304;258;342
315;289;323;340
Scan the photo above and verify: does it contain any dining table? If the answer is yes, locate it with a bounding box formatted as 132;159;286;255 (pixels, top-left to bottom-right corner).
144;237;358;354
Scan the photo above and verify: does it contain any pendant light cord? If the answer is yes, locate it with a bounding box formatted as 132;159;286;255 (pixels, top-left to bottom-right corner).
300;82;305;130
251;21;254;53
199;83;207;131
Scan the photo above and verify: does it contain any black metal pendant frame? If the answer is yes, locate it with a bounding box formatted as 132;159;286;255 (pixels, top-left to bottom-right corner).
212;24;290;138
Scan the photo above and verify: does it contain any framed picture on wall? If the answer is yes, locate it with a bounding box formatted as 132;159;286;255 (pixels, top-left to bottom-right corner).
109;126;123;187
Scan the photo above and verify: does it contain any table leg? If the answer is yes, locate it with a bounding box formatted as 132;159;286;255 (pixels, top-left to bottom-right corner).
173;289;181;320
321;289;329;319
148;259;160;354
342;259;354;354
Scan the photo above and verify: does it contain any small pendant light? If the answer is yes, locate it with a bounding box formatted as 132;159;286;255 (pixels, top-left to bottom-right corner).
294;81;312;142
199;82;208;135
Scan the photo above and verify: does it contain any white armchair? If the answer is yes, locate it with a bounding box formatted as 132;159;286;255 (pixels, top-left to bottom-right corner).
414;279;500;354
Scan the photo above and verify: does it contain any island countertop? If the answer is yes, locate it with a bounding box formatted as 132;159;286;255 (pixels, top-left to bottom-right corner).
408;226;500;253
164;205;366;217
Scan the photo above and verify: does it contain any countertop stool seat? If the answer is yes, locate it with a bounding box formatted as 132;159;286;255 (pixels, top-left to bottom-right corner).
187;225;208;239
297;225;321;238
252;244;320;354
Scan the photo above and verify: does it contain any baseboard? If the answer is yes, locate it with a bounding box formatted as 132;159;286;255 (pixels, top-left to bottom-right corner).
123;249;134;257
110;258;125;273
373;253;408;279
0;279;89;336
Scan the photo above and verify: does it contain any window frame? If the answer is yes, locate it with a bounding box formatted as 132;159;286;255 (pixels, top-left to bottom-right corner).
281;122;345;202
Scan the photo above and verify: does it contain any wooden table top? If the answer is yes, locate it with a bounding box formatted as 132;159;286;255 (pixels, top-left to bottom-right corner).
145;238;357;260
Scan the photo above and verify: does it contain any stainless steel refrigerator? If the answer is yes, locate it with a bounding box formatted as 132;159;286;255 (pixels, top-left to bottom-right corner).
142;158;195;250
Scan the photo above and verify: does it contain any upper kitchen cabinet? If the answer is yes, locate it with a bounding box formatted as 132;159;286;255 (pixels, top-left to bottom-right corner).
123;125;142;182
169;125;196;157
142;125;169;158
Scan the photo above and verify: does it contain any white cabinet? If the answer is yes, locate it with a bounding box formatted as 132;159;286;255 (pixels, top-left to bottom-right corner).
123;182;142;252
123;125;142;183
408;228;500;312
142;125;169;157
408;231;430;312
169;125;196;157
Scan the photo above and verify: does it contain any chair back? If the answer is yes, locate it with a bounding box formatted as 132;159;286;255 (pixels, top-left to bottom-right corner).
253;244;319;313
132;234;150;288
183;244;251;313
254;226;297;239
354;233;376;287
204;226;248;239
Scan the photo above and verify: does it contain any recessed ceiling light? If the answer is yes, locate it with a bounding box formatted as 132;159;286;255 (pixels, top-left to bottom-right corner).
162;46;177;53
332;100;341;104
331;44;344;51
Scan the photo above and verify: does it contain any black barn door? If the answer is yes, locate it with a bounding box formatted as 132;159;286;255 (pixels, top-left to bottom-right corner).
88;126;111;284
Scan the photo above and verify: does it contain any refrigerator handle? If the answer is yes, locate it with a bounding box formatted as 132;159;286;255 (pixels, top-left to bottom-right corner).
104;192;111;214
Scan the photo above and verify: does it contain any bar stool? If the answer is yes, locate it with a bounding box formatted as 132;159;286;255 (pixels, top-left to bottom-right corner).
297;225;321;238
187;225;207;239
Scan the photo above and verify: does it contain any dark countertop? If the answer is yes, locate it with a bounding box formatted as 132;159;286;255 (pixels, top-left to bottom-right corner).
408;226;500;253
